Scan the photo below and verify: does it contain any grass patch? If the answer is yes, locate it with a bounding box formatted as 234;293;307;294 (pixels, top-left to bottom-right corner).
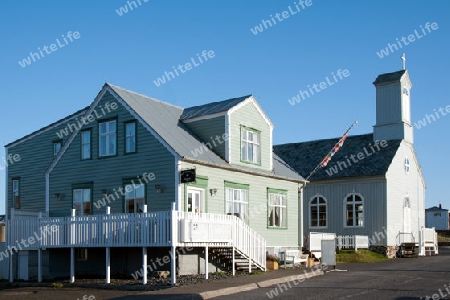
437;233;450;243
336;249;389;263
49;282;64;288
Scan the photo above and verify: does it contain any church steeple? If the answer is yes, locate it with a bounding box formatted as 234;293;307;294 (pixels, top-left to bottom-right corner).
372;68;413;144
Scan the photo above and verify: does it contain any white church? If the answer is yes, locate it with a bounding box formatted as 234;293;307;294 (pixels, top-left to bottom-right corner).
275;68;431;257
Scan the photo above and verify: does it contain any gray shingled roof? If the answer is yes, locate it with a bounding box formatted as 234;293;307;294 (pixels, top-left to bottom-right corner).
108;84;304;182
274;134;402;181
180;95;250;120
373;70;406;85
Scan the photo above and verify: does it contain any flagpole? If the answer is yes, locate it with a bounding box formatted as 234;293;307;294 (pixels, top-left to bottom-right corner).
305;120;358;181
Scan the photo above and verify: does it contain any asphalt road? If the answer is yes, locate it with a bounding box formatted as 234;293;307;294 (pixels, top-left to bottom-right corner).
216;247;450;300
1;248;449;300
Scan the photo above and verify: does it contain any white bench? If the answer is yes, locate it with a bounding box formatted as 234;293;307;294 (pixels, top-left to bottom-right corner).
280;250;308;267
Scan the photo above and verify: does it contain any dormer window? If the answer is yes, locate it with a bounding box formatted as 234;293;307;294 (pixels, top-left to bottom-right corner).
241;127;261;164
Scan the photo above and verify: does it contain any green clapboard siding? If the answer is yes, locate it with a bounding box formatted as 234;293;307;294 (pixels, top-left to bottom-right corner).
6;111;86;213
180;161;300;247
184;116;226;160
49;91;176;217
229;101;271;171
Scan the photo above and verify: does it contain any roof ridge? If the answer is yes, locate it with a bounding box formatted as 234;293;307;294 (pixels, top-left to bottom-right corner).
275;133;373;147
106;83;184;110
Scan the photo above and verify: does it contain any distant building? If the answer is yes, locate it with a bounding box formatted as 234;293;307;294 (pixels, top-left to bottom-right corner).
0;215;7;280
425;205;449;230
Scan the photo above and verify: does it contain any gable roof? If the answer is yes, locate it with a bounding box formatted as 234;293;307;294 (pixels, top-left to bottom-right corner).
180;95;251;120
373;70;406;85
274;133;402;181
107;84;304;182
5;106;89;148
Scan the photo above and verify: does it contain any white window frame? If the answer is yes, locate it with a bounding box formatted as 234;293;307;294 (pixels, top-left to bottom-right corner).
226;188;249;224
125;122;136;154
187;187;205;213
99;120;116;157
404;158;410;174
309;194;327;229
241;127;261;164
81;130;91;160
53;141;62;156
344;193;364;228
268;192;287;228
124;183;145;213
73;188;91;216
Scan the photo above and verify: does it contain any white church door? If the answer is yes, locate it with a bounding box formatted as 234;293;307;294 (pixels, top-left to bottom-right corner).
403;196;412;242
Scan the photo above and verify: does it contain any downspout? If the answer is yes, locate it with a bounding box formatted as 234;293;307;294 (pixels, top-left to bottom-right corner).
45;173;49;217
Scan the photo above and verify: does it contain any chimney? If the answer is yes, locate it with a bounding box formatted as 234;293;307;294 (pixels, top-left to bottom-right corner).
439;203;442;209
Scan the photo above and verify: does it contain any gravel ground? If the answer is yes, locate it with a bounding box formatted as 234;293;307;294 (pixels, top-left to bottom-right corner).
0;269;272;292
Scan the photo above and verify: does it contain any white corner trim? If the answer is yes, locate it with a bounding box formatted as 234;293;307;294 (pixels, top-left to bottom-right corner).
175;158;181;211
270;126;273;170
225;114;230;162
228;96;273;128
4;147;8;221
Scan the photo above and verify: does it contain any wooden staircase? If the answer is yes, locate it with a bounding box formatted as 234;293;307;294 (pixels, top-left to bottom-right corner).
211;247;265;272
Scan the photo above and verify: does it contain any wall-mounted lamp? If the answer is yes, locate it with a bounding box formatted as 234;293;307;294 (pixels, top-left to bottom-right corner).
55;193;62;201
102;189;108;196
209;188;218;196
155;185;163;193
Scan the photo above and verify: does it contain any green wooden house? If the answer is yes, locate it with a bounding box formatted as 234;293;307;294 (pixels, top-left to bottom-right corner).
4;84;305;284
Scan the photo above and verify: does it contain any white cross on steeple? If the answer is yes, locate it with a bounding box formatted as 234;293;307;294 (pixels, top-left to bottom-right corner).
401;53;406;70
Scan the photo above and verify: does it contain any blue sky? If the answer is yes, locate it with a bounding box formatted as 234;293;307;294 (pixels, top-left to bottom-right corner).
0;0;449;214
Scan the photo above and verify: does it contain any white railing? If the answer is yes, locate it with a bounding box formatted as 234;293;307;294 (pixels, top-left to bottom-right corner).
8;210;266;270
419;227;438;256
397;232;415;244
336;235;369;250
176;211;266;270
8;211;172;249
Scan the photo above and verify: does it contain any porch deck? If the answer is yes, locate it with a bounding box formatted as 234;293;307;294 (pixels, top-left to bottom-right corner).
6;209;266;285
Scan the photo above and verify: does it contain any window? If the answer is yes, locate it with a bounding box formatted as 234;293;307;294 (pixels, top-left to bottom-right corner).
73;188;91;216
268;190;287;228
53;140;62;156
99;120;116;157
344;194;364;227
310;195;327;228
125;183;145;213
225;183;249;223
81;130;91;160
241;127;260;164
12;179;20;209
125;122;136;153
404;158;410;174
404;197;410;208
